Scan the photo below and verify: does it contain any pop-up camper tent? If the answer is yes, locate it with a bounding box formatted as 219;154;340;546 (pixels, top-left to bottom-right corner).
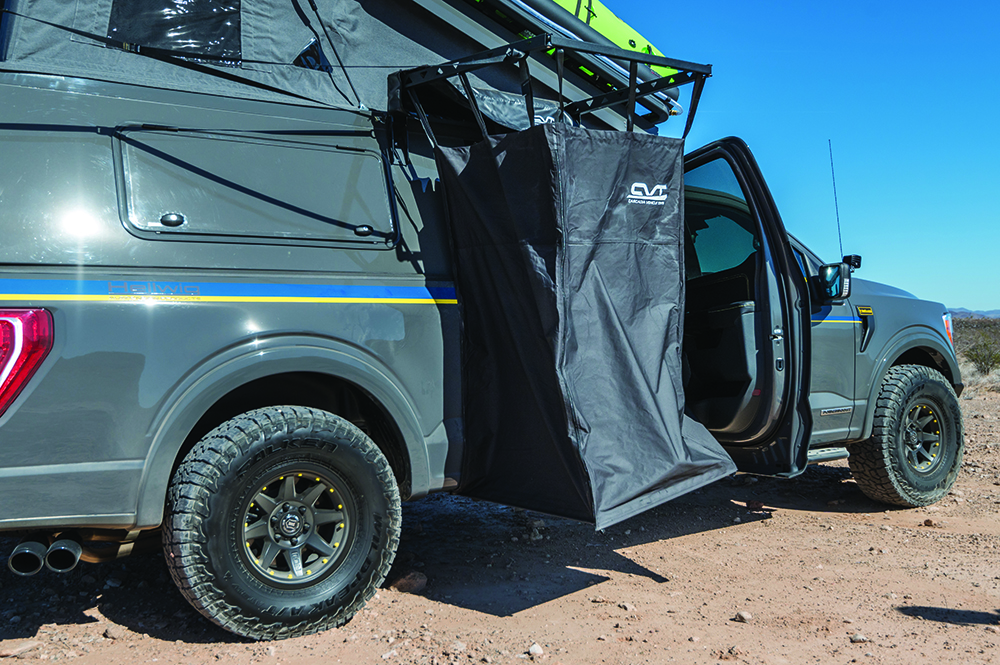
0;0;680;128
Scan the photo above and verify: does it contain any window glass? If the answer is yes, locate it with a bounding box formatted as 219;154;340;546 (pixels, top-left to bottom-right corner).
0;0;10;61
119;129;395;245
107;0;242;65
684;158;759;277
293;39;333;73
792;248;808;278
684;157;746;201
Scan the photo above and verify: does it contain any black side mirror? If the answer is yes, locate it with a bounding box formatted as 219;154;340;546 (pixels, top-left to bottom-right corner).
817;263;851;301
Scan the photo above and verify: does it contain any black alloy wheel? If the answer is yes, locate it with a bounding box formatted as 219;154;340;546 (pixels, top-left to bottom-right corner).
849;365;963;507
164;406;400;640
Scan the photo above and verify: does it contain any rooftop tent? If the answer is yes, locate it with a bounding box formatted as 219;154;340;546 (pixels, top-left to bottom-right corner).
0;0;674;126
0;0;528;109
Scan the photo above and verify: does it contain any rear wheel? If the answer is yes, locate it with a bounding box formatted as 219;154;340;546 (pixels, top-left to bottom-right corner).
164;406;400;640
849;365;963;507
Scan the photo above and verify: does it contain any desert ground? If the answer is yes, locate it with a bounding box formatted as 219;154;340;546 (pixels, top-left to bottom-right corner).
1;382;998;664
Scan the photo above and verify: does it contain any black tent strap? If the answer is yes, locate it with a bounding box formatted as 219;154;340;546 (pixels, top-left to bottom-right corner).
303;0;361;107
458;73;489;140
519;58;535;128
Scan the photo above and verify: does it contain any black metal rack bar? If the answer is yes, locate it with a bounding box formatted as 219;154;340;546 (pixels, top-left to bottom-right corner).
392;32;711;148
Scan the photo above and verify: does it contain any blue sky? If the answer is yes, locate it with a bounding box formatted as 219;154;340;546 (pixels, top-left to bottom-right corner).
614;0;1000;311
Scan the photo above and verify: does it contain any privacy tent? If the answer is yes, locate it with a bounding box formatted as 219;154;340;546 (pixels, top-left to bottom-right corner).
435;123;737;529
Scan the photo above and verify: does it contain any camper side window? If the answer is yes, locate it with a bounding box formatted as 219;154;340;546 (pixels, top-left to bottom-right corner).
107;0;242;65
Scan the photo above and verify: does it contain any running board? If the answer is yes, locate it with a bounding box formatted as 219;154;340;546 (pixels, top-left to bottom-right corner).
807;447;850;464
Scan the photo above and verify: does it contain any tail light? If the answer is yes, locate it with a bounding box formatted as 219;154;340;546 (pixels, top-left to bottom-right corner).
0;309;54;418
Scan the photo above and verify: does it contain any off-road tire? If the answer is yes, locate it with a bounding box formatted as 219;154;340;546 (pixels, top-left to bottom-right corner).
849;365;963;507
163;406;401;640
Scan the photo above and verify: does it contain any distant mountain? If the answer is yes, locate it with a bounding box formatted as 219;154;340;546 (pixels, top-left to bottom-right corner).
950;308;1000;319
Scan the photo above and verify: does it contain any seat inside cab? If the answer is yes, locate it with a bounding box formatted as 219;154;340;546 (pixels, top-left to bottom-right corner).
682;168;764;437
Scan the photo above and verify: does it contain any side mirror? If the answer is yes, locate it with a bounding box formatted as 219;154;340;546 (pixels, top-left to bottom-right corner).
817;263;851;301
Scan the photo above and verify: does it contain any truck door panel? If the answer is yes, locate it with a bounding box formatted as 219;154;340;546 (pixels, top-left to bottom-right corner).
683;138;812;476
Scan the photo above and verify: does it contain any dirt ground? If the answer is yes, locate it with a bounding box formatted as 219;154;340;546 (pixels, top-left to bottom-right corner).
2;392;999;665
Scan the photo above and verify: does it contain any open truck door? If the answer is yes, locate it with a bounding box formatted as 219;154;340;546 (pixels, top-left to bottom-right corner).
683;138;813;478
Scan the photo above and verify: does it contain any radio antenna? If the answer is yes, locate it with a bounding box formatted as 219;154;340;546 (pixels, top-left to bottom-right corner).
828;139;844;259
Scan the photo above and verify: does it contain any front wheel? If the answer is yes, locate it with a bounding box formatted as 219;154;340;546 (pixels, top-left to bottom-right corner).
163;406;401;640
848;365;964;507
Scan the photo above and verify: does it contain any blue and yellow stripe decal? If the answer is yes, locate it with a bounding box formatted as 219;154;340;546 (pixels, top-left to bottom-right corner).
0;279;458;305
811;305;860;326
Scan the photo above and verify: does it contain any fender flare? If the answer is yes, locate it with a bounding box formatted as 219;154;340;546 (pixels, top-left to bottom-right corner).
133;335;429;528
858;325;961;441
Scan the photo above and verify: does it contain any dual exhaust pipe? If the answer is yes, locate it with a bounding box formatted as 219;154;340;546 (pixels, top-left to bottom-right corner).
7;535;82;576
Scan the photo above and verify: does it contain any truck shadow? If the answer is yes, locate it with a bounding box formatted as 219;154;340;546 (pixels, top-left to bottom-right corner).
385;463;897;617
896;605;1000;626
0;542;234;644
0;463;902;640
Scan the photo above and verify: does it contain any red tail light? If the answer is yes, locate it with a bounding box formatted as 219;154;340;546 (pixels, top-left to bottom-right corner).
0;309;53;418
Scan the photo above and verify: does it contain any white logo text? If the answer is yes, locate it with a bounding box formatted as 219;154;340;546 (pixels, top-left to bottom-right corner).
627;182;668;205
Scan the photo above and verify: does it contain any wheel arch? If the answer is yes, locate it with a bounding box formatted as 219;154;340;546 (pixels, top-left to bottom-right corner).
858;328;962;441
135;336;429;528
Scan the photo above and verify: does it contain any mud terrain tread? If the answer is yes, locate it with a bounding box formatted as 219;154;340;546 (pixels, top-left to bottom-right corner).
163;406;401;640
848;365;963;507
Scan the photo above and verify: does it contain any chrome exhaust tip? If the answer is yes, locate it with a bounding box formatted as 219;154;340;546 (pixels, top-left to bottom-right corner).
8;537;48;576
45;537;82;573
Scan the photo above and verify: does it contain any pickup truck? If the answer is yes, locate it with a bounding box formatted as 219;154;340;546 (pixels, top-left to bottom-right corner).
0;0;962;640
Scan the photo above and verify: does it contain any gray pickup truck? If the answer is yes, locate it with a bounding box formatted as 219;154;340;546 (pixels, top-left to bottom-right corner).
0;0;962;641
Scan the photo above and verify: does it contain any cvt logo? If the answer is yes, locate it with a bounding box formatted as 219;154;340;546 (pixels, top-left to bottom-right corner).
627;182;669;205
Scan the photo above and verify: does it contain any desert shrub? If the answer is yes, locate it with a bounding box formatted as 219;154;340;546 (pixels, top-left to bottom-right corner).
953;317;1000;355
965;334;1000;376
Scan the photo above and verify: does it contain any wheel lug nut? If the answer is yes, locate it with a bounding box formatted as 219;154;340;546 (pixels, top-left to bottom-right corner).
283;503;291;511
298;506;306;514
304;523;311;530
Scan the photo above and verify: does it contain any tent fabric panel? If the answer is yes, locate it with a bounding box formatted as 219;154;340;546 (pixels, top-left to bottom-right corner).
2;0;561;115
437;124;736;529
434;134;595;521
552;126;736;528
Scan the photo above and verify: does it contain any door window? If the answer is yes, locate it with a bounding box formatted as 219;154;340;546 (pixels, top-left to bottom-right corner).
684;159;759;279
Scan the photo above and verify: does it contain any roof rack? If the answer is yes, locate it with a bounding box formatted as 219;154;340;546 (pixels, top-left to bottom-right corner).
388;33;711;150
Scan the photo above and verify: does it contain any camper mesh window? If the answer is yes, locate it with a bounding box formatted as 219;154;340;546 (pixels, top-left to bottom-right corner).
107;0;242;64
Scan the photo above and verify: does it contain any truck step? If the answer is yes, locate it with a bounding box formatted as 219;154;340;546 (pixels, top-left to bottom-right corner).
807;447;850;464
